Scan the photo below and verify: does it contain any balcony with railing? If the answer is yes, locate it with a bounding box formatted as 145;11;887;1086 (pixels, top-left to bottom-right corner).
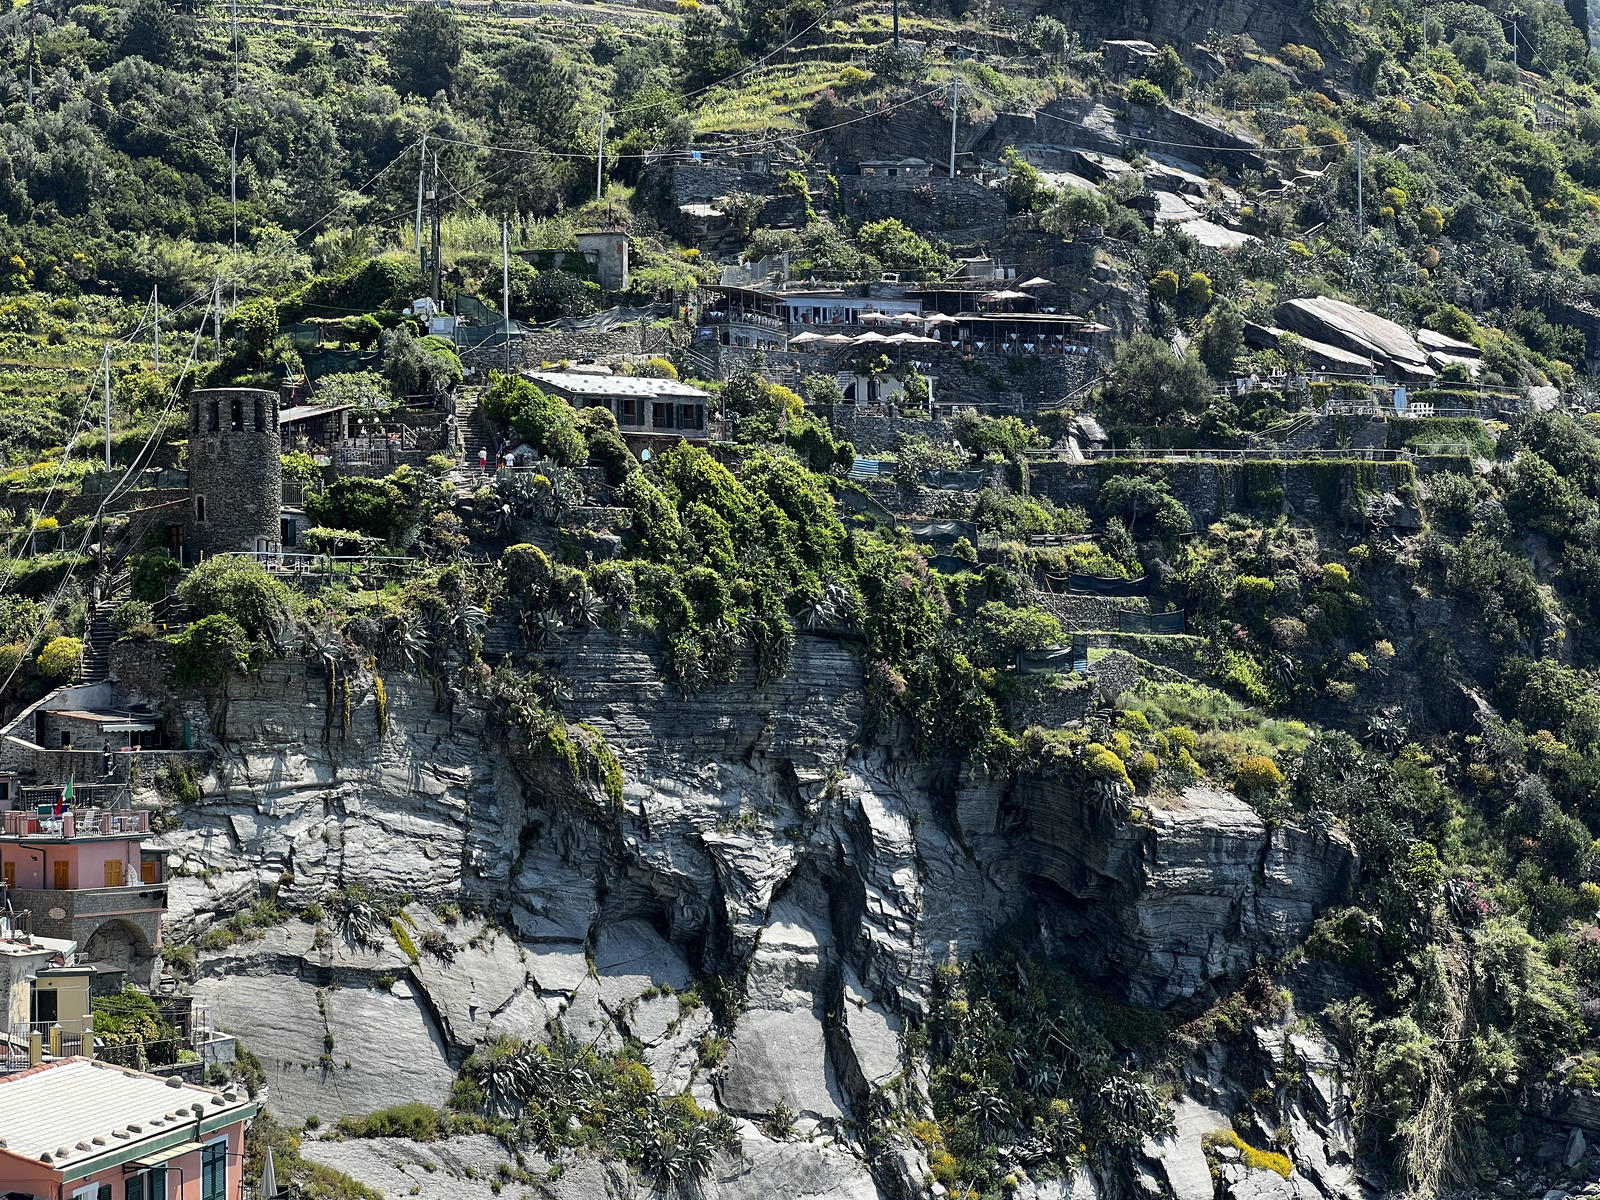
3;806;151;839
700;309;787;332
0;1001;234;1076
95;999;235;1071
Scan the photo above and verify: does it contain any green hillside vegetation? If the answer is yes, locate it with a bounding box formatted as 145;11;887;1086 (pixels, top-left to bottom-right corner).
10;0;1600;1194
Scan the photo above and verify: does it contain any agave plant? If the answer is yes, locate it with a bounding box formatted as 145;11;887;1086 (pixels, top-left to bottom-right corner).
467;1041;548;1116
496;470;549;522
972;1085;1012;1132
325;886;385;948
533;607;567;648
1366;709;1407;753
571;585;604;629
1272;652;1299;689
302;623;347;738
391;615;430;672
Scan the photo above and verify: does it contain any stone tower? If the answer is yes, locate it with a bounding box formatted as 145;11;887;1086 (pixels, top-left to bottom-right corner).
186;387;282;559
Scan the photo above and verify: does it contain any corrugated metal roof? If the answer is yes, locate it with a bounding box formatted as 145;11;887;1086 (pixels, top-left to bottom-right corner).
0;1059;249;1162
525;372;708;400
279;403;356;423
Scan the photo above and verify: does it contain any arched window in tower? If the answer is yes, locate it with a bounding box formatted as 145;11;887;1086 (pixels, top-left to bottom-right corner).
195;495;207;523
207;401;220;432
231;397;243;431
255;399;265;432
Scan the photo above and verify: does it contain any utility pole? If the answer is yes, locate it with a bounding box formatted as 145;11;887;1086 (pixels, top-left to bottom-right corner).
152;285;160;368
430;153;442;307
230;135;238;312
27;1;34;107
1355;137;1364;240
101;345;111;470
893;0;899;48
416;132;428;270
948;77;959;178
213;277;222;357
502;218;513;373
596;111;606;202
1512;18;1518;70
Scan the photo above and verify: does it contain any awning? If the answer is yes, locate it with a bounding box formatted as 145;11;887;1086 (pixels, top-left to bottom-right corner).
1016;276;1054;288
130;1141;206;1169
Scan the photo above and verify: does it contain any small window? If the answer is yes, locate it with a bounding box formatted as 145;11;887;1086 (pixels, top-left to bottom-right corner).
195;495;207;524
230;398;243;431
207;401;220;432
60;731;70;749
651;402;672;430
254;399;265;432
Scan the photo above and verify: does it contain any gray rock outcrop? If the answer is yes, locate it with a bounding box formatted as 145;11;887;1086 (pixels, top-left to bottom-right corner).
135;631;1365;1198
1276;297;1434;382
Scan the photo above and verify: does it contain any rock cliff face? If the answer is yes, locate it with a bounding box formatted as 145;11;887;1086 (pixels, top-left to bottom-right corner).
140;633;1361;1198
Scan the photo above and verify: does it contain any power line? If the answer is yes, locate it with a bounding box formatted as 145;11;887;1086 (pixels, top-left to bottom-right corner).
0;295;214;699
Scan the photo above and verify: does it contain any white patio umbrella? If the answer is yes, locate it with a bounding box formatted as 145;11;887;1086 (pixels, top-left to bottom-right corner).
260;1146;279;1198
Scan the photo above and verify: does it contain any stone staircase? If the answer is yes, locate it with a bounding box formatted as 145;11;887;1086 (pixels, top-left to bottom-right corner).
454;392;496;466
81;574;130;682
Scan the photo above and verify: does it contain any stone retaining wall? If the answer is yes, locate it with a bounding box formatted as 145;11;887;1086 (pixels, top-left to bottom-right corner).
1029;458;1416;526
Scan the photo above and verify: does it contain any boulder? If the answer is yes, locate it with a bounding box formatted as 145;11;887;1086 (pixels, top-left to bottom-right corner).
712;1136;880;1199
592;918;693;1011
1275;297;1433;382
1416;328;1481;358
1101;39;1161;80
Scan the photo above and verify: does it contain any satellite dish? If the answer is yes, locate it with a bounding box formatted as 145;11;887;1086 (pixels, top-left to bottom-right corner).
641;448;652;462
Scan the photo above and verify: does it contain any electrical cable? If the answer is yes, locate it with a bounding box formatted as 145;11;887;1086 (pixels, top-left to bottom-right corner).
0;290;212;698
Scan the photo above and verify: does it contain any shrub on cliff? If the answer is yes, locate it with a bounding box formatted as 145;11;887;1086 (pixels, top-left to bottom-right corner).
481;372;587;466
1102;334;1211;425
166;614;250;689
35;635;82;679
177;557;295;645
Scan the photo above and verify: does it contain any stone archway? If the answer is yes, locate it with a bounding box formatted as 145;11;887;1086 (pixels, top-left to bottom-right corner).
82;917;155;983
